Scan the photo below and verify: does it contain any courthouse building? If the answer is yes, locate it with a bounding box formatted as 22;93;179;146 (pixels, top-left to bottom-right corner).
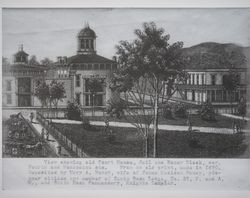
2;24;117;108
53;23;117;107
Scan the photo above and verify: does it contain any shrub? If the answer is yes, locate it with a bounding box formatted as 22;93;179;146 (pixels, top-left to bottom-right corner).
65;101;82;121
106;97;127;119
199;101;216;122
174;103;187;118
82;117;91;130
162;103;173;119
237;97;246;119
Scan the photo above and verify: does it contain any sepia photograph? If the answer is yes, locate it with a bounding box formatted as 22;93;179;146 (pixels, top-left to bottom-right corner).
2;8;250;159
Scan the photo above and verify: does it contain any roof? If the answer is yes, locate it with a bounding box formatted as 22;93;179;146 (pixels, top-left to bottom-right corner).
78;26;96;38
182;42;248;70
14;50;29;57
68;54;115;64
3;64;47;72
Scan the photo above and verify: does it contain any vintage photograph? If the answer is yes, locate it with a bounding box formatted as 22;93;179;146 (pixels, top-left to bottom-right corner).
2;8;250;158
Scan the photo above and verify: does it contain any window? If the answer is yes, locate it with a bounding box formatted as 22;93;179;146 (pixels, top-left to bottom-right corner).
223;90;227;102
211;90;215;102
188;74;191;84
100;64;105;70
211;74;216;85
192;74;195;85
76;75;81;87
86;39;89;49
87;64;92;70
94;64;99;70
81;40;85;49
6;80;11;91
106;64;111;70
201;74;205;85
90;40;94;49
192;90;195;101
196;74;199;85
6;94;12;104
76;93;81;105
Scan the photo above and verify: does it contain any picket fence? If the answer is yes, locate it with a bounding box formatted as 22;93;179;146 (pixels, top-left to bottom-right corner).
36;112;88;158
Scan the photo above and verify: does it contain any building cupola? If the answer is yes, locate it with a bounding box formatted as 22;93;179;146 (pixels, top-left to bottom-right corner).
14;44;29;64
77;22;97;55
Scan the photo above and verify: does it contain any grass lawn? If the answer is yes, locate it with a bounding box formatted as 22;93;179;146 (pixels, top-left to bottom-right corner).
85;114;247;129
53;122;249;158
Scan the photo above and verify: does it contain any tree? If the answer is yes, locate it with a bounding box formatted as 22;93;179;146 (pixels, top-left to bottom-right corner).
49;80;65;109
2;57;10;65
34;82;50;108
65;101;82;121
221;47;245;114
28;55;40;66
34;80;65;110
109;22;187;157
86;77;104;116
199;101;216;122
238;97;246;120
40;57;53;67
222;71;240;114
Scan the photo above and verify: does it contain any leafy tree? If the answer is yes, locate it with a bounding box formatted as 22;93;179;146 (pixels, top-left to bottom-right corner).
174;103;188;118
28;55;40;66
109;22;187;157
34;80;65;111
238;97;247;120
49;80;66;109
222;71;240;114
65;101;82;121
40;57;53;67
199;101;216;122
34;82;50;108
2;57;10;65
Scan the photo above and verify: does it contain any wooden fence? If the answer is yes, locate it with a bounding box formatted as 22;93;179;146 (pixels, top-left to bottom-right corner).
36;112;88;158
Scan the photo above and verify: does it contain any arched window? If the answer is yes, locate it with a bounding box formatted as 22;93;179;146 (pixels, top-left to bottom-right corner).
86;39;89;49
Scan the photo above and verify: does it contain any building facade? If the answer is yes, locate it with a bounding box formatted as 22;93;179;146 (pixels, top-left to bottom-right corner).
2;24;116;108
2;45;46;107
173;42;248;113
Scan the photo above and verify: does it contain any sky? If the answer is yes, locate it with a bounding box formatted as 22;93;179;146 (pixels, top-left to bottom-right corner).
2;8;250;62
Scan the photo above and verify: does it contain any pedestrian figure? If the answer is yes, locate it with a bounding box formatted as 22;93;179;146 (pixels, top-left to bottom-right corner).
41;128;45;141
30;112;34;123
232;120;237;134
104;118;110;133
108;129;115;143
57;145;62;156
46;130;49;141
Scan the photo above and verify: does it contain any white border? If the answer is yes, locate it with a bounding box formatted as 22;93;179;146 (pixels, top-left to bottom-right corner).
1;0;250;8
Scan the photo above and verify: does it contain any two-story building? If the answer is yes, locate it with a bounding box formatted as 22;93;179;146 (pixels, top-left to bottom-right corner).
2;24;117;109
173;42;248;113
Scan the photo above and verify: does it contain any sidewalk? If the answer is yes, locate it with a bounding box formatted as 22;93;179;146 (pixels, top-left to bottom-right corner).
221;113;250;121
50;119;249;135
31;120;71;157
